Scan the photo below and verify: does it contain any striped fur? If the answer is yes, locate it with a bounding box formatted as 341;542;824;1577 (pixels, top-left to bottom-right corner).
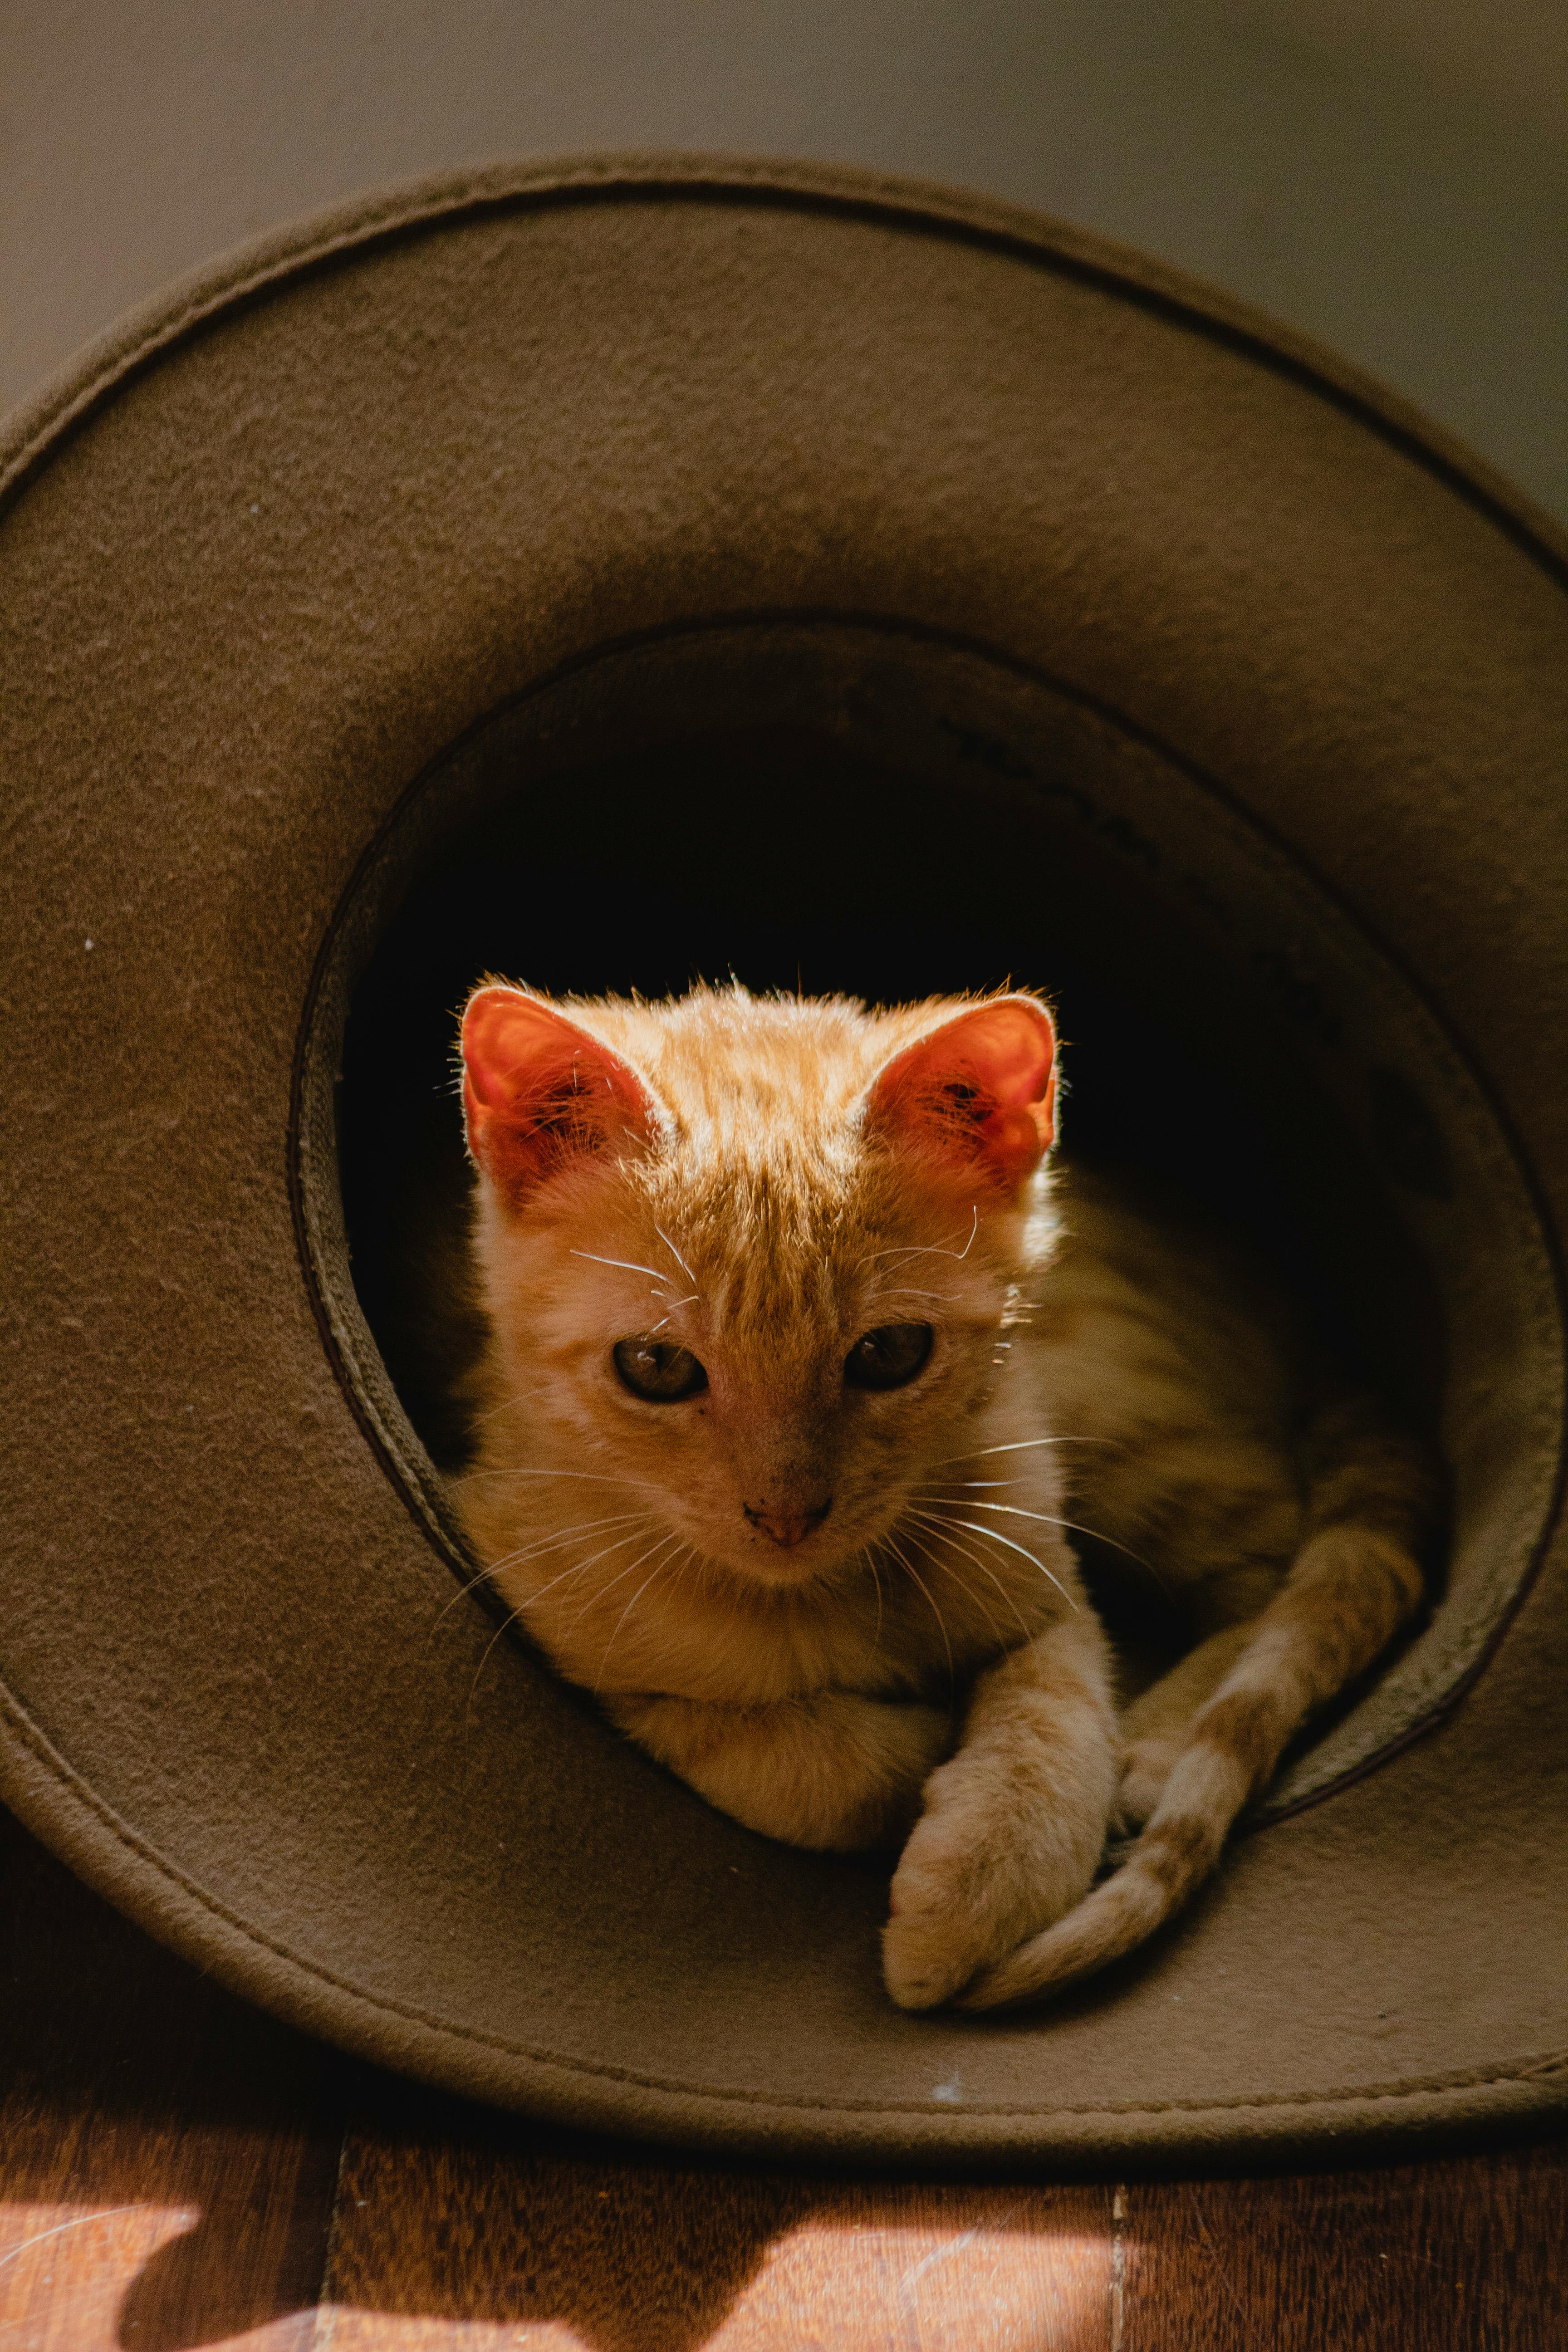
957;1402;1436;2009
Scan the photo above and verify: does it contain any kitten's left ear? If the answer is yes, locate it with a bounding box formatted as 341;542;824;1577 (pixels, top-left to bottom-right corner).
461;987;664;1209
866;995;1057;1194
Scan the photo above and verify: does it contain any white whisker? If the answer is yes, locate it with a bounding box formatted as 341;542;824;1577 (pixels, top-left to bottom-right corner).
594;1540;688;1690
479;1510;654;1580
466;1604;528;1721
461;1467;681;1501
860;1544;885;1657
923;1512;1077;1610
570;1250;667;1281
427;1560;516;1640
654;1225;696;1282
561;1526;681;1644
864;1206;980;1271
897;1524;996;1646
925;1496;1164;1582
464;1526;671;1714
485;1530;655;1634
924;1435;1122;1468
428;1512;652;1636
465;1386;553;1427
902;1512;1034;1650
883;1535;956;1682
912;1479;1013;1490
913;1528;1014;1655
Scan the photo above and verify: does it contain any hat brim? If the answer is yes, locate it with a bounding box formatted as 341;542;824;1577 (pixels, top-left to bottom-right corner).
3;156;1565;2168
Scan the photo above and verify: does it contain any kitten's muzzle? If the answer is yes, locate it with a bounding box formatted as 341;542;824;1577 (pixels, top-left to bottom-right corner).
743;1496;834;1549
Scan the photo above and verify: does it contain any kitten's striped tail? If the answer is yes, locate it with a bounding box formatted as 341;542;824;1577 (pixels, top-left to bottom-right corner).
956;1399;1439;2011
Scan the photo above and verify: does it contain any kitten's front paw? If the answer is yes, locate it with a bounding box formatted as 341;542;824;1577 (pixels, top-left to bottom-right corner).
1115;1733;1182;1832
882;1823;995;2011
882;1755;1099;2011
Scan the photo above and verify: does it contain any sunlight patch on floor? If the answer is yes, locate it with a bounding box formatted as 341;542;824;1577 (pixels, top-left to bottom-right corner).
707;2216;1107;2351
313;2216;1110;2350
0;2202;197;2352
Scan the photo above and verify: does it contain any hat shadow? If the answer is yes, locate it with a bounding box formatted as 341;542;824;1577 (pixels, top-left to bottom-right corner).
113;2140;810;2352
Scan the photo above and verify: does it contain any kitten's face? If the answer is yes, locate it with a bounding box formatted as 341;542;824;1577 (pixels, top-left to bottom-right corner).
481;1163;1024;1587
463;987;1057;1589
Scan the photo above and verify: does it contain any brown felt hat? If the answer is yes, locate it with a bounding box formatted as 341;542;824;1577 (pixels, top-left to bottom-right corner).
4;156;1566;2170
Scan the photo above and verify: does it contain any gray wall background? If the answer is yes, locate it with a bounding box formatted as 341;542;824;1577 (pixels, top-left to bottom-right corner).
4;1;1565;523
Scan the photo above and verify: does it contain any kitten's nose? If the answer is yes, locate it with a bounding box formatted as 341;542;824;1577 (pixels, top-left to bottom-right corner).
745;1497;833;1548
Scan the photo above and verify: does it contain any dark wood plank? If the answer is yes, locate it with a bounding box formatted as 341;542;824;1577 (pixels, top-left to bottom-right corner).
1121;2148;1568;2352
321;2102;1114;2349
0;1808;343;2351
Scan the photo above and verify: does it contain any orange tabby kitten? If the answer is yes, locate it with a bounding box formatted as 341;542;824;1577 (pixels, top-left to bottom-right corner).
451;983;1433;2010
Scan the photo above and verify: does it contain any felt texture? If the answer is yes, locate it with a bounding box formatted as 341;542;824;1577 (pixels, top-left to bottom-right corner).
1;156;1565;2166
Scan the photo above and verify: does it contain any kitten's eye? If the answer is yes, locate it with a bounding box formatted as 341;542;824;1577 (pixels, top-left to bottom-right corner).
844;1322;934;1391
612;1336;708;1402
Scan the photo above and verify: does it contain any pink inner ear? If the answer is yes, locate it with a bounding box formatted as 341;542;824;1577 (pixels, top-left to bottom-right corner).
461;988;656;1206
868;997;1057;1191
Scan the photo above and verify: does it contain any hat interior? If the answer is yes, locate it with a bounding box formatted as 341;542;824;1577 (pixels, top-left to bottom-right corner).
296;615;1563;1821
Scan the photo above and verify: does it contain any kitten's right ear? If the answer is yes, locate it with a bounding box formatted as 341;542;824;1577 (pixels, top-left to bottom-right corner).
866;994;1057;1195
461;988;662;1209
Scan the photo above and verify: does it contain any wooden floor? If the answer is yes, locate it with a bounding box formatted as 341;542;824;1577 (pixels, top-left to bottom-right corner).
1;1808;1561;2352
